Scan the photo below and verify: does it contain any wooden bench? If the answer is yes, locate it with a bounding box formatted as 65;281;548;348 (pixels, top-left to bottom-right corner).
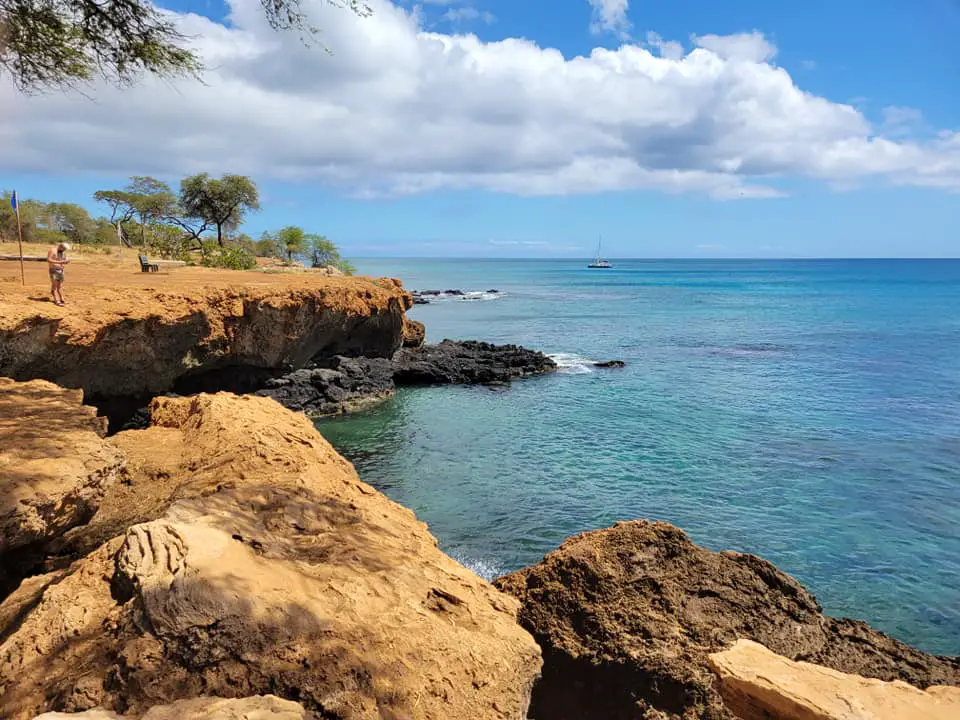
138;255;160;273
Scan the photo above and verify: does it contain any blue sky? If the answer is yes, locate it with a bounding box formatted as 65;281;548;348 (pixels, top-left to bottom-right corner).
3;0;959;258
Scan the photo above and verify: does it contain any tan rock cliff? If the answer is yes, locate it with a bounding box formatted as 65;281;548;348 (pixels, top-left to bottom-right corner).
0;272;412;398
0;378;125;587
0;388;541;720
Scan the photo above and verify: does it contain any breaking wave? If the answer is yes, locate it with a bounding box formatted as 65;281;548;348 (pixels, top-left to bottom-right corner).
549;352;596;374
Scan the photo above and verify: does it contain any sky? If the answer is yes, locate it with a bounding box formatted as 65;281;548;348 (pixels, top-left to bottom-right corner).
1;0;959;258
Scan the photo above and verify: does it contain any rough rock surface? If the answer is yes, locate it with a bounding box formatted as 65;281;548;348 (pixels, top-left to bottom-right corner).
494;520;960;720
0;392;541;720
708;639;960;720
401;319;426;348
393;340;556;385
255;357;396;416
253;341;556;418
0;273;412;399
0;378;125;586
34;694;313;719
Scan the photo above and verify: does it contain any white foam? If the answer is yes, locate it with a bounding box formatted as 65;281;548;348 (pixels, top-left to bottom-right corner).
450;551;505;582
461;291;504;302
416;290;505;303
549;352;596;374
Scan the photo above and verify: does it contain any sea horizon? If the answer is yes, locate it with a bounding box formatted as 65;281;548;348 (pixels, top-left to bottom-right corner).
350;255;960;262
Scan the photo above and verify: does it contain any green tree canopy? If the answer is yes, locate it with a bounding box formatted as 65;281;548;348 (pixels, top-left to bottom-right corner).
274;225;306;262
305;233;338;267
179;173;260;247
94;176;175;246
0;0;372;92
43;202;97;244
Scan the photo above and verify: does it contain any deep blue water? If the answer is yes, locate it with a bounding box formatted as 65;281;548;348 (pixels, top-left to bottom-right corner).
316;259;960;655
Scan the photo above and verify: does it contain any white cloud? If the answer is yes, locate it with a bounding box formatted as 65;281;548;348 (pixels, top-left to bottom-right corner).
1;0;959;199
442;6;495;24
691;32;776;63
588;0;631;38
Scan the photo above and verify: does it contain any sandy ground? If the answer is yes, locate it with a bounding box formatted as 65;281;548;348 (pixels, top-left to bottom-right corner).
0;242;399;316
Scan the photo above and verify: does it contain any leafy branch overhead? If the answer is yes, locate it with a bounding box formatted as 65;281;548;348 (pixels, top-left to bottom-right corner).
0;0;372;92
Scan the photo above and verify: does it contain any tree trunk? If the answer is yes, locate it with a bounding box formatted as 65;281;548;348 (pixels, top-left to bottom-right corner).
217;223;224;247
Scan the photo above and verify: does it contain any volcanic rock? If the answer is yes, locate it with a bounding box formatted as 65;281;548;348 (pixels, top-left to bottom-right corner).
254;341;556;418
393;340;556;385
0;378;125;588
255;357;396;416
708;639;960;720
494;520;960;720
0;392;541;720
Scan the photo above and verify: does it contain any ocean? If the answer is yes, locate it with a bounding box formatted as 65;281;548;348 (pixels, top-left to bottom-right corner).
316;259;960;655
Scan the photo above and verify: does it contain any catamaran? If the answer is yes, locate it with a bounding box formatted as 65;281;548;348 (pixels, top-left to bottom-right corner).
587;237;613;268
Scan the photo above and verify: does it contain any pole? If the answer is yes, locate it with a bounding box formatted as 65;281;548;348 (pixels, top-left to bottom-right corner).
14;192;25;286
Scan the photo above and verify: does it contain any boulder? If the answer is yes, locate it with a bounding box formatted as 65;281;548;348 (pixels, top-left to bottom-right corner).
1;393;541;720
494;520;960;720
393;340;557;385
593;360;625;368
401;319;426;348
33;694;311;719
707;639;960;720
0;378;125;588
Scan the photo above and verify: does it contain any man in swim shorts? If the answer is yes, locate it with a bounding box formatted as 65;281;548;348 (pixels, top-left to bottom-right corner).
47;241;70;306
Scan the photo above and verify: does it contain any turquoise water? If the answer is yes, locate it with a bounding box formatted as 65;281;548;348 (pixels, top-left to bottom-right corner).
317;259;960;655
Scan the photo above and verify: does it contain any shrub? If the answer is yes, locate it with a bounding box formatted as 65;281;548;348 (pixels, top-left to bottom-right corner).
201;245;257;271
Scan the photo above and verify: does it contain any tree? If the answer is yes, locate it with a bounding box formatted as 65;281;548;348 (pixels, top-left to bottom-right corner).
126;176;176;245
44;202;96;245
94;178;174;247
179;173;260;247
305;233;338;267
254;233;279;258
275;225;306;262
0;0;372;92
305;232;354;273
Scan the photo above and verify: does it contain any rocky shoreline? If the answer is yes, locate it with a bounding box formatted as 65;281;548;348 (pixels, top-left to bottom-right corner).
1;271;958;719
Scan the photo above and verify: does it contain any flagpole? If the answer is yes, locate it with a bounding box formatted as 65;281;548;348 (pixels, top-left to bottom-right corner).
13;192;25;286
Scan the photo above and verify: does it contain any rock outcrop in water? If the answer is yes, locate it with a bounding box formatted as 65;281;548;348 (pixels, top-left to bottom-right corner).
253;340;558;418
494;520;960;720
0;386;542;720
257;356;397;417
392;340;556;385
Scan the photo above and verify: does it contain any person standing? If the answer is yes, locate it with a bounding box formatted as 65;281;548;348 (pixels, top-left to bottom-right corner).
47;241;70;306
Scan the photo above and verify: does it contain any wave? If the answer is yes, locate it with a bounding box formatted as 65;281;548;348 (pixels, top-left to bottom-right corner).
450;551;505;582
413;290;505;303
549;352;596;374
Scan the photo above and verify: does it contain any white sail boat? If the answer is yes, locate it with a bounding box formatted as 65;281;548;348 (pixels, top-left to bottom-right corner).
587;236;613;268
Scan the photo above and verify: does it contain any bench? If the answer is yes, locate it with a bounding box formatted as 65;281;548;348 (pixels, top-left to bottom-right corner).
138;255;159;273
